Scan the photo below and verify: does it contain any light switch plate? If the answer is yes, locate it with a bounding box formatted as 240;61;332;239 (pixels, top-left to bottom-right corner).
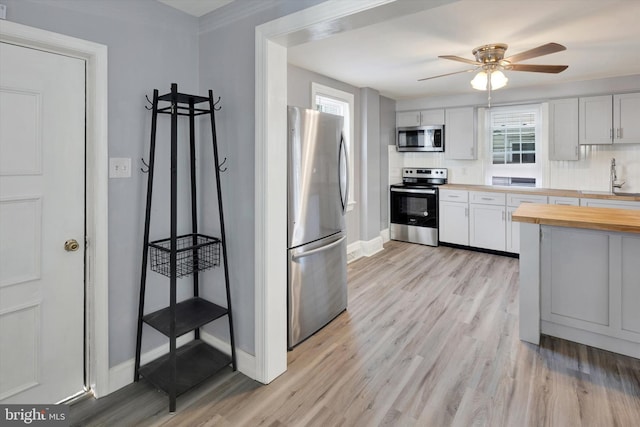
109;157;131;178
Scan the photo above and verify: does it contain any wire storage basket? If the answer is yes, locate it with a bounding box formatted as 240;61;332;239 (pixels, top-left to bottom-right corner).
149;233;220;278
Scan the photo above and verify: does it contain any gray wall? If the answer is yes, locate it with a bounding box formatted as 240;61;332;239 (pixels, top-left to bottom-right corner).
3;0;201;367
197;0;327;355
379;95;396;229
287;64;362;245
6;0;392;368
360;88;381;241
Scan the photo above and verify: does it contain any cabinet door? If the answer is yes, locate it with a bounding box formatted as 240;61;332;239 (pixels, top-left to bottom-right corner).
579;95;613;145
614;92;640;144
548;196;579;206
506;206;520;253
580;198;640;210
438;201;469;246
469;204;506;251
445;107;476;160
396;111;421;127
540;227;609;329
420;109;445;125
621;235;640;336
549;98;579;160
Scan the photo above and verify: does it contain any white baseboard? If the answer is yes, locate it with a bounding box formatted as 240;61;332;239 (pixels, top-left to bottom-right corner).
347;232;386;263
200;330;256;379
380;228;390;243
108;331;256;396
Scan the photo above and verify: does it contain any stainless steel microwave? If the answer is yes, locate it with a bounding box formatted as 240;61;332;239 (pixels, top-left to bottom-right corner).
397;125;444;152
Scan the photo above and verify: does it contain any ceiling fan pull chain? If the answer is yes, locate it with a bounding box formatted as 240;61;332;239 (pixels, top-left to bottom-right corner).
487;70;492;108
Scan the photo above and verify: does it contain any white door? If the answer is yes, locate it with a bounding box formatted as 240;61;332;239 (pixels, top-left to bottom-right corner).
0;42;85;403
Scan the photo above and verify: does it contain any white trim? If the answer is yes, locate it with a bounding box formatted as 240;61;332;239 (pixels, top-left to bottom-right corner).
0;20;109;398
108;334;194;394
254;0;400;384
380;228;390;243
483;103;544;187
347;234;385;264
311;82;356;206
200;330;256;380
107;331;256;394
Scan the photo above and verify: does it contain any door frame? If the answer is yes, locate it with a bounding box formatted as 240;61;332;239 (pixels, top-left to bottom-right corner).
256;0;451;383
0;20;109;398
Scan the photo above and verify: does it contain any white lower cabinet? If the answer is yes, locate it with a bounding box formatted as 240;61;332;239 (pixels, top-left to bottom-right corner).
439;189;469;245
548;196;580;206
540;227;640;351
469;191;507;251
439;201;469;245
506;194;548;254
580;198;640;209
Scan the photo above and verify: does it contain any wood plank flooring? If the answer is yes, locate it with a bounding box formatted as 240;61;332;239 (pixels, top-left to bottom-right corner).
70;241;640;426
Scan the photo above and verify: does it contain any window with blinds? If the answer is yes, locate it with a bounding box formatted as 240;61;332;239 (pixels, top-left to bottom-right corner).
315;95;344;116
491;109;537;165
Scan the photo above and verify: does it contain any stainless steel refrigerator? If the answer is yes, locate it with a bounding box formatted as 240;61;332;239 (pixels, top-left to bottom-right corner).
287;106;349;349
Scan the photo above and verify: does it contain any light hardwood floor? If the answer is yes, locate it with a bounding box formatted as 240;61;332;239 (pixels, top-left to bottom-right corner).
71;241;640;426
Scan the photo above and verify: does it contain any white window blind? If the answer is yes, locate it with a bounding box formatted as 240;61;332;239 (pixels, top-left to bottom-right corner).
491;110;537;165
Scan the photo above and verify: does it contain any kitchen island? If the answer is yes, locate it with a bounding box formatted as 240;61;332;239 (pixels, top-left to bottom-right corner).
513;203;640;358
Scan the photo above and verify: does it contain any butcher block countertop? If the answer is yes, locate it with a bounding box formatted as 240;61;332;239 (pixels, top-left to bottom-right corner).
440;184;640;201
512;203;640;234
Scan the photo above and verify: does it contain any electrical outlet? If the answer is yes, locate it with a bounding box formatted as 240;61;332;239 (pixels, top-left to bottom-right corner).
109;157;131;178
0;4;7;20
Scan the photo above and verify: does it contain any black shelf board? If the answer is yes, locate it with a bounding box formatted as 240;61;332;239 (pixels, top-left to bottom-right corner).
143;297;228;337
157;92;209;105
139;340;231;397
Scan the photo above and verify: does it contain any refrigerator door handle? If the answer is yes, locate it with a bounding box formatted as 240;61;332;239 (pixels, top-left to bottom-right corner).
339;134;349;214
291;236;347;261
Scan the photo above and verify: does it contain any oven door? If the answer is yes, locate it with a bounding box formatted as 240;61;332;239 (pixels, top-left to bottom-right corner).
390;187;437;228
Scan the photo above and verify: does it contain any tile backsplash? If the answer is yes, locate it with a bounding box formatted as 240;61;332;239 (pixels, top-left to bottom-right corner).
389;144;640;193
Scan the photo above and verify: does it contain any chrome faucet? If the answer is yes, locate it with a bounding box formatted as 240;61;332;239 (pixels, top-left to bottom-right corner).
610;158;625;193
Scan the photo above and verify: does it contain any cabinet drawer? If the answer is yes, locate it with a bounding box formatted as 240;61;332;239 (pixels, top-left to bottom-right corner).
470;191;506;205
507;193;548;207
548;196;579;206
439;189;468;202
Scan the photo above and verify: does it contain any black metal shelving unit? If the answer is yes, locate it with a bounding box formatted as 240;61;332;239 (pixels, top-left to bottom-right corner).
134;83;236;412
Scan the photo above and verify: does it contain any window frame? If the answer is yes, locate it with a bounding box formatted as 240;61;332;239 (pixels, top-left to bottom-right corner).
311;82;356;210
484;104;544;187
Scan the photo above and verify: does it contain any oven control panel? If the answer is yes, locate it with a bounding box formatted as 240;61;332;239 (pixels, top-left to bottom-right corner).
402;168;447;180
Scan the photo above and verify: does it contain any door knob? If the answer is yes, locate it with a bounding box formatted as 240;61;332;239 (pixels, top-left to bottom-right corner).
64;239;80;252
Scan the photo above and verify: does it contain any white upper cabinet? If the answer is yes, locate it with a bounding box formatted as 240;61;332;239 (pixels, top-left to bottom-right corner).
396;109;444;127
549;98;579;160
615;93;640;144
445;107;477;160
579;92;640;145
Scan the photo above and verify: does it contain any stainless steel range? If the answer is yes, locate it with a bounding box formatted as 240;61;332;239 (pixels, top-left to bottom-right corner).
390;167;448;246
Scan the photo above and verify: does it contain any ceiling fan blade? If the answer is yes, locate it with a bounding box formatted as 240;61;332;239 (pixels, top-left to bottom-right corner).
508;64;568;73
418;68;477;82
439;55;481;66
503;42;566;63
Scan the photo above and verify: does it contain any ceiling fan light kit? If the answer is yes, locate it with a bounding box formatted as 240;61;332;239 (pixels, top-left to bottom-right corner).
470;69;508;91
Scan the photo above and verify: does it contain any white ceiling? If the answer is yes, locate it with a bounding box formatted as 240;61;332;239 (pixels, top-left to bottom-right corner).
159;0;640;100
287;0;640;100
157;0;235;17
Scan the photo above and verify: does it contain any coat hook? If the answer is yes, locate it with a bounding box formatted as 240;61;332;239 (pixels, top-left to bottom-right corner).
213;96;222;111
144;94;153;110
140;157;150;173
218;157;227;172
